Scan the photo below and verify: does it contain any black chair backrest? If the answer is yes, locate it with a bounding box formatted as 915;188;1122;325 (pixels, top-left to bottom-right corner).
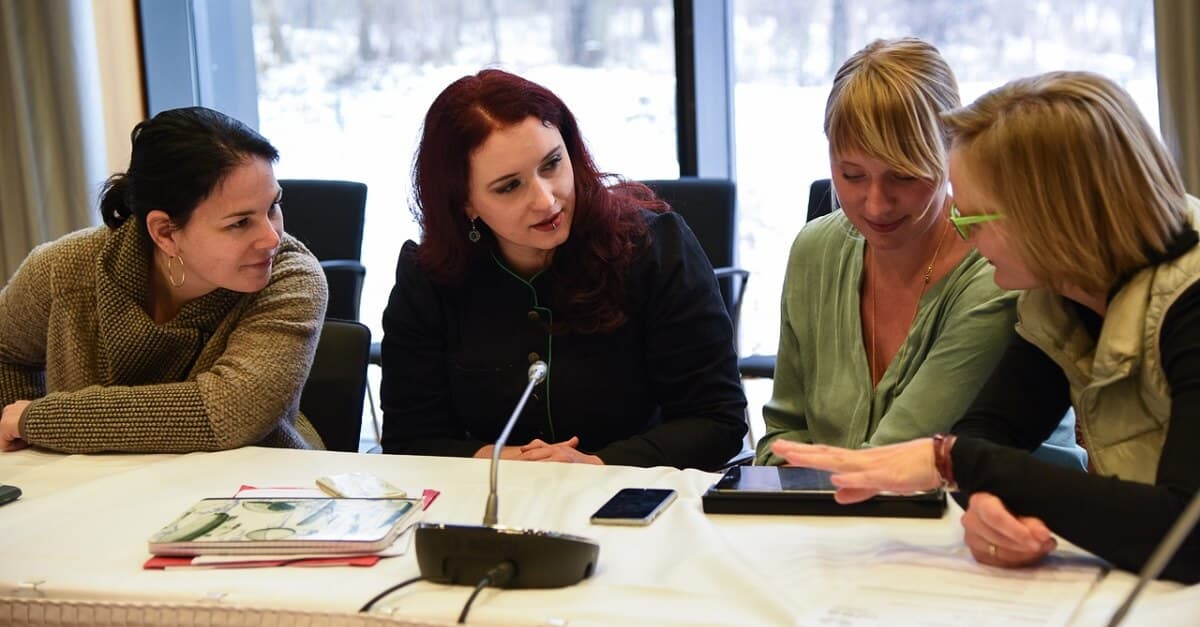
642;178;736;268
300;319;370;453
640;178;747;338
640;179;747;330
280;179;367;261
807;178;839;223
280;179;369;321
643;175;744;331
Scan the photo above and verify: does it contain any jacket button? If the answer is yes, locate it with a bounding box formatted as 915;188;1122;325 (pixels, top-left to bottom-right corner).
527;310;539;322
528;352;541;363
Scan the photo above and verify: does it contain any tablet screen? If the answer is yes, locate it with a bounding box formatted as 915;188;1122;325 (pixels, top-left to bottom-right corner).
712;466;837;493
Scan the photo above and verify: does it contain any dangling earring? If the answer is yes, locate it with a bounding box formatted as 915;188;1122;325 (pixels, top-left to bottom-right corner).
167;254;187;288
468;218;481;243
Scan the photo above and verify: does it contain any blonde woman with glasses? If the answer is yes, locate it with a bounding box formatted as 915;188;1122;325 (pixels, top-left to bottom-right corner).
757;38;1070;463
773;71;1200;583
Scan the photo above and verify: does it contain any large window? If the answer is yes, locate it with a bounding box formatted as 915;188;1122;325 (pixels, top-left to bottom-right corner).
250;0;678;340
731;0;1159;360
143;1;1165;445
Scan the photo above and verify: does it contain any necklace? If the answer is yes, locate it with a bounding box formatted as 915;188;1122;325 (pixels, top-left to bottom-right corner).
867;219;950;385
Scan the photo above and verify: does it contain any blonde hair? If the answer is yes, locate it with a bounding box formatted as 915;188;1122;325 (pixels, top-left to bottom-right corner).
824;37;961;191
943;71;1189;294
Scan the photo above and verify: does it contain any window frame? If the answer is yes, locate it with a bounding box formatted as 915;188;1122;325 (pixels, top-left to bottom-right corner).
138;0;260;127
138;0;732;179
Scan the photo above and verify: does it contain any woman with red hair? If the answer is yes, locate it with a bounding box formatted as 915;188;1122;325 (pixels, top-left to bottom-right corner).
379;69;747;469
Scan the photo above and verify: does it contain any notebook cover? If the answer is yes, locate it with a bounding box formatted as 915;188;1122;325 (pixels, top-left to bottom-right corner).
148;497;420;556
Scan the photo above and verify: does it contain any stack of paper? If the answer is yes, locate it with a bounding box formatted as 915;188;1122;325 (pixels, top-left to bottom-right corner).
143;485;440;570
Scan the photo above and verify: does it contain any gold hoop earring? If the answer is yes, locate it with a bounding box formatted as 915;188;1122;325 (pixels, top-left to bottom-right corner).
167;254;186;288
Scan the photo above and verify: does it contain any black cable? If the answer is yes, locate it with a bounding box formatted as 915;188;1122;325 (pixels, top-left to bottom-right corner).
457;561;516;624
456;574;492;624
359;575;425;612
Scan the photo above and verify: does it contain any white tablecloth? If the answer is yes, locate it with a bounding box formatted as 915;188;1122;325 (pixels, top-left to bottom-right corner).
0;447;1191;626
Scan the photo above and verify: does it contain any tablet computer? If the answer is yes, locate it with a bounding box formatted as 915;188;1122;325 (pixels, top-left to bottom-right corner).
702;466;945;518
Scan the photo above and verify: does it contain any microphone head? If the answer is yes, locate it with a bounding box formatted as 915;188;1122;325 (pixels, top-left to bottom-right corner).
528;360;548;384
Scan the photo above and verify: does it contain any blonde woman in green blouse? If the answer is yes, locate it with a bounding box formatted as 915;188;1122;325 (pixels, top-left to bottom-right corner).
758;39;1037;463
0;107;327;453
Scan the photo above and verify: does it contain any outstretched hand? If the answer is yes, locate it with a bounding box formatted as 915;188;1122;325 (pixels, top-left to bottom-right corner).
769;438;941;503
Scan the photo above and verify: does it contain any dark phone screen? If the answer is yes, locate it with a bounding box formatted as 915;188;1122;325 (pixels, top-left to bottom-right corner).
0;484;21;506
592;488;676;519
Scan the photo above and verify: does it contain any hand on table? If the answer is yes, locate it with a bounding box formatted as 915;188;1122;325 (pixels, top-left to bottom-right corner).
769;438;940;503
517;436;603;465
962;492;1056;567
1;400;31;452
473;444;525;460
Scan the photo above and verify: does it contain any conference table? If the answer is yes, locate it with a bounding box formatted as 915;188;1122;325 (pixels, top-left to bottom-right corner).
0;446;1195;626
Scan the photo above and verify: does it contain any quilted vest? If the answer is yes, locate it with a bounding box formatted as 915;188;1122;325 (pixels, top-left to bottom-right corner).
1014;197;1200;484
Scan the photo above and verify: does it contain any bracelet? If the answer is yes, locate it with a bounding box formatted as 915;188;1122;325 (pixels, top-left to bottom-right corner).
931;433;957;491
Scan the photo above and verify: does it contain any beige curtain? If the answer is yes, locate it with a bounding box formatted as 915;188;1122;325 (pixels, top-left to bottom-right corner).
1156;0;1200;195
0;0;106;282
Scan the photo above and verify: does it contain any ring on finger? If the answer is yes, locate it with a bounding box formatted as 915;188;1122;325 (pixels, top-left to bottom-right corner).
988;543;998;557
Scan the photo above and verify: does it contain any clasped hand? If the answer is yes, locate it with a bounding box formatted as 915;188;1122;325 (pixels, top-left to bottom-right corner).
1;400;31;452
474;435;603;465
769;438;1056;568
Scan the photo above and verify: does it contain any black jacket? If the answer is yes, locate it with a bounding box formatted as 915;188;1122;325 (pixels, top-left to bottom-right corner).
380;210;747;470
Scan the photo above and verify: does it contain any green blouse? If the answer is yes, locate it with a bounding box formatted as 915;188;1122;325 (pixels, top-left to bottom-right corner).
756;212;1017;464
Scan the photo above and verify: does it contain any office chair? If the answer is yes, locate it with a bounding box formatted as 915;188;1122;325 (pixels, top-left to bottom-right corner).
300;319;371;453
806;177;838;223
640;178;756;466
736;178;840;381
279;179;368;322
280;179;380;444
640;178;750;335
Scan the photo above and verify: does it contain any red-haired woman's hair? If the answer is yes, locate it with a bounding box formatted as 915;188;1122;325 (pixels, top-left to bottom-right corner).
411;68;665;334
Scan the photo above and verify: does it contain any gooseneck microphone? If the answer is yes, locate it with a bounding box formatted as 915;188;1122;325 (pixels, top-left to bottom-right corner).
483;361;547;526
415;361;600;589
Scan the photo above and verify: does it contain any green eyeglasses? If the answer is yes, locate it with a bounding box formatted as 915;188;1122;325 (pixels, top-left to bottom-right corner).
948;205;1004;240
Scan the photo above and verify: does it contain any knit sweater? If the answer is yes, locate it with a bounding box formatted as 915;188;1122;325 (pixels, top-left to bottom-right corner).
0;218;327;453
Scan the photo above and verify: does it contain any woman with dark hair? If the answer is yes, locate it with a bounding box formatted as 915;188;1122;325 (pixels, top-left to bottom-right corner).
379;69;747;469
0;106;328;453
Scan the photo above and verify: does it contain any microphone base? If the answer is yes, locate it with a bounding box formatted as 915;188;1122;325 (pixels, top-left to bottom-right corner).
415;522;599;588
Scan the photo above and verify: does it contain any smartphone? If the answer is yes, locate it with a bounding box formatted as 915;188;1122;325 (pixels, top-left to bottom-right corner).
590;488;677;526
315;472;407;499
0;484;21;506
